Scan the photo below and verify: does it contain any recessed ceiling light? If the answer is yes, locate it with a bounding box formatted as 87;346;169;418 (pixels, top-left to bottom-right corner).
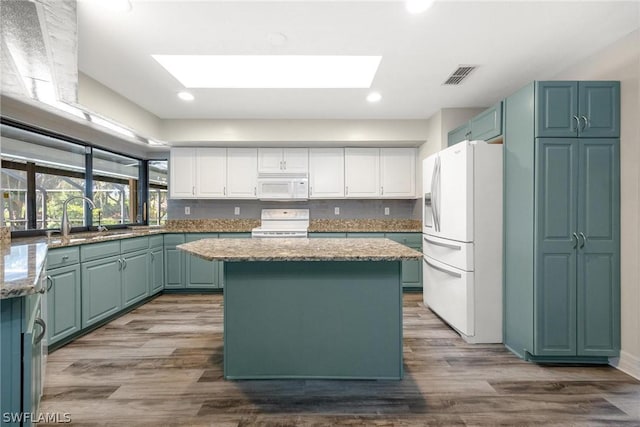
152;55;382;89
177;91;195;101
405;0;435;14
367;92;382;103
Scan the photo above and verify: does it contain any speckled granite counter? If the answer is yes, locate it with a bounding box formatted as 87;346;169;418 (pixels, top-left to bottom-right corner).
178;237;422;262
308;219;421;232
166;218;421;233
0;242;48;299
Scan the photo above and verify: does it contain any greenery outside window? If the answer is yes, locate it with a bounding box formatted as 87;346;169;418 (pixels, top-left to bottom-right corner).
149;160;168;226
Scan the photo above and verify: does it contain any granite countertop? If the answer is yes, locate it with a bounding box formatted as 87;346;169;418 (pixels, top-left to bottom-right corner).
0;242;48;300
2;219;422;299
178;238;423;262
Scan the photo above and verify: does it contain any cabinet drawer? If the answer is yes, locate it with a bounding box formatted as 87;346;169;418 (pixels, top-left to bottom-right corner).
422;234;473;271
385;233;422;247
346;232;384;238
149;235;164;248
121;236;149;253
81;241;121;262
309;233;347;238
47;247;80;269
186;233;218;243
164;234;185;246
218;233;251;238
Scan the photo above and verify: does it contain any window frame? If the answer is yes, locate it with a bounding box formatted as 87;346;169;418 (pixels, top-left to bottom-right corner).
1;118;156;237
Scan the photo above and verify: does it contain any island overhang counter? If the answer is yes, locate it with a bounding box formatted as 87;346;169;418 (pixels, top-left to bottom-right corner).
177;237;422;380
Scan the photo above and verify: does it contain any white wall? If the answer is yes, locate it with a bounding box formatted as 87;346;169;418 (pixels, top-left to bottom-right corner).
78;73;163;140
552;29;640;379
416;108;485;195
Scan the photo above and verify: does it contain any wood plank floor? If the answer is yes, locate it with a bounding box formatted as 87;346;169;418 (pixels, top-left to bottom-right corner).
40;293;640;426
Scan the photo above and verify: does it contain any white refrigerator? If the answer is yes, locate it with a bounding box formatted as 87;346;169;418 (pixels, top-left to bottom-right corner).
422;140;503;343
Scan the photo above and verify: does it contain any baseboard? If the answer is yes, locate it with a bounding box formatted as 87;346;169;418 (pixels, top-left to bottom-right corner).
610;350;640;380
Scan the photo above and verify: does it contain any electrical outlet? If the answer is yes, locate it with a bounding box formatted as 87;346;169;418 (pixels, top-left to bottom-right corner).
184;206;191;215
384;207;390;216
334;207;340;215
234;207;240;216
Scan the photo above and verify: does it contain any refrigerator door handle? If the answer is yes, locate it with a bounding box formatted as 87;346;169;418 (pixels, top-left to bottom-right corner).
431;158;438;232
424;257;462;278
434;157;441;232
423;236;461;250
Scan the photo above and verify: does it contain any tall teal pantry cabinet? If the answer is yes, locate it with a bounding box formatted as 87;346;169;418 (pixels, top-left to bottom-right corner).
504;81;620;363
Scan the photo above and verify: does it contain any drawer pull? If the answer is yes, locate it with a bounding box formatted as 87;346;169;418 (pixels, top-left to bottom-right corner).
423;236;461;250
34;318;47;344
46;275;54;292
62;255;69;261
424;257;462;278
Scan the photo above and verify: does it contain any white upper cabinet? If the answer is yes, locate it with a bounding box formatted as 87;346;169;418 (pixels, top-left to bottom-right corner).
169;147;197;198
380;148;416;198
344;148;380;198
227;148;258;198
196;148;227;198
258;148;309;174
309;148;345;198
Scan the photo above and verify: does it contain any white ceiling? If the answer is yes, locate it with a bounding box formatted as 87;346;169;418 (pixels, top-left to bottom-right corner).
77;0;640;120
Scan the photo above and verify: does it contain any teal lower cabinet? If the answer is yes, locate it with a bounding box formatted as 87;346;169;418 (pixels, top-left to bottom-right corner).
122;250;149;307
164;234;186;289
346;232;382;238
224;261;403;380
81;255;123;328
1;292;46;427
46;264;81;345
186;234;219;289
149;247;164;295
358;232;423;290
309;233;347;238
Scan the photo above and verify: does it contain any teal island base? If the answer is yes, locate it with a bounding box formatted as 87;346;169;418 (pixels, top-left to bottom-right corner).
223;261;403;380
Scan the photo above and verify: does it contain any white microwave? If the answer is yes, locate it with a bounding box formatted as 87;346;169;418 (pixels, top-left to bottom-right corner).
256;175;309;200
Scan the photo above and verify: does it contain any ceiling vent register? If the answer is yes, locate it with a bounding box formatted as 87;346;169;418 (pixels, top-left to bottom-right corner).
443;66;477;85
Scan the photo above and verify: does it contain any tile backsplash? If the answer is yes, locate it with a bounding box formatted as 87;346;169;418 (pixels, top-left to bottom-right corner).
168;199;421;220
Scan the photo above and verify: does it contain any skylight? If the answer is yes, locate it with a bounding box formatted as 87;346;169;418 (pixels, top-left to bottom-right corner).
152;55;382;89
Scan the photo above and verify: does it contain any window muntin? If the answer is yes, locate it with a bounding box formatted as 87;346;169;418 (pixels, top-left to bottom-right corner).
149;160;168;226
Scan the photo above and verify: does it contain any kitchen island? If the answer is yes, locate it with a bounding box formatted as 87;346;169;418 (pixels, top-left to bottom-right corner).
178;238;422;380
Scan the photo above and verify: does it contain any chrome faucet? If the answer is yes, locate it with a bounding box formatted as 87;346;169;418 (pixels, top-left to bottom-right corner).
61;196;96;238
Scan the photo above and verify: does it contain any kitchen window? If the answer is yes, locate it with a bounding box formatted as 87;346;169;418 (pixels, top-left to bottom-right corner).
1;122;148;234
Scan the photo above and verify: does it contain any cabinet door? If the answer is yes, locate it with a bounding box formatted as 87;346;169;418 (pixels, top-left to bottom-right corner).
309;148;345;198
578;82;620;138
380;148;416;198
258;148;284;173
185;234;218;288
81;256;122;328
448;123;470;147
169;148;196;198
401;258;422;288
164;247;185;288
122;250;149;308
282;148;309;173
47;265;81;345
227;148;258;198
535;81;579;138
344;148;380;198
22;300;44;425
196;148;226;198
149;248;164;295
534;138;578;356
471;102;503;141
577;139;620;356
